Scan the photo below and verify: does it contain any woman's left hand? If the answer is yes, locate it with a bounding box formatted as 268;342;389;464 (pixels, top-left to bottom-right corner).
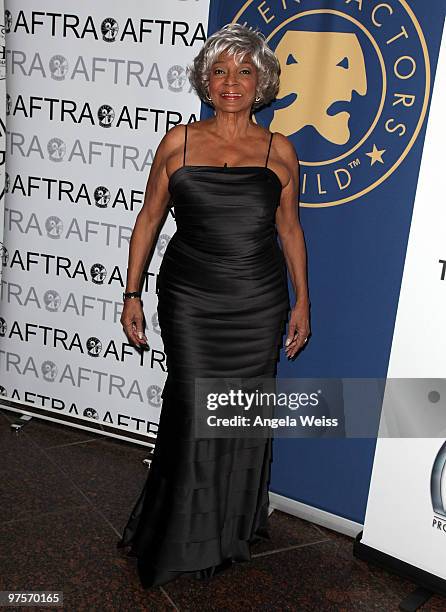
284;300;310;359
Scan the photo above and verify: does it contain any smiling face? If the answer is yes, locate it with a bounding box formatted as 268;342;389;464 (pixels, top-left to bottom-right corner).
207;51;259;112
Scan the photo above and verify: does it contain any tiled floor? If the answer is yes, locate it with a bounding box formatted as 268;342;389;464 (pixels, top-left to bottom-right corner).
1;408;445;612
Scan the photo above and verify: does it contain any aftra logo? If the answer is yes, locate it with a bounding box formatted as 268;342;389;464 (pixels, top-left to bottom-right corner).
167;65;188;92
0;19;5;81
7;174;143;212
43;290;61;312
101;18;119;43
0;243;7;268
5;11;206;46
49;55;69;81
45;216;63;239
147;384;163;408
235;0;430;207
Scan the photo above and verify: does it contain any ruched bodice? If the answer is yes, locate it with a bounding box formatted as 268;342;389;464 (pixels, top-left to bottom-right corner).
118;126;290;588
168;165;282;257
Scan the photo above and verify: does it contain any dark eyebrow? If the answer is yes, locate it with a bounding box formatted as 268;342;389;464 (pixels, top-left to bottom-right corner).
212;61;254;66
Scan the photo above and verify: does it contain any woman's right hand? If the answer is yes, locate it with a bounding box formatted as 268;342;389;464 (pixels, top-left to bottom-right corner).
120;299;148;348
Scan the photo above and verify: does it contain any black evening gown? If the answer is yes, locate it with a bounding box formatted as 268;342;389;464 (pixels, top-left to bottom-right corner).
117;124;290;587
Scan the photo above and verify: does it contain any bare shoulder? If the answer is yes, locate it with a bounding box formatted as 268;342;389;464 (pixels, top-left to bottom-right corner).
186;118;213;132
161;120;211;162
268;131;299;190
159;123;186;158
157;124;193;178
271;131;299;167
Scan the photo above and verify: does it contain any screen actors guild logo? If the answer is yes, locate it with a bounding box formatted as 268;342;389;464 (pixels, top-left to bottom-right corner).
90;263;107;284
44;290;61;312
45;216;63;239
0;317;6;336
101;18;119;43
272;31;367;145
49;55;69;81
94;186;111;208
47;138;66;162
98;104;114;128
0;386;6;396
235;0;430;207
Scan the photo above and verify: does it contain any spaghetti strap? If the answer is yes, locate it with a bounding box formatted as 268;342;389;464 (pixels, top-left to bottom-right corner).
183;123;188;166
265;132;274;167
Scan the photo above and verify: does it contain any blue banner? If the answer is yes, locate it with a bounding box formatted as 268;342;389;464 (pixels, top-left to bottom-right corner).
204;0;445;522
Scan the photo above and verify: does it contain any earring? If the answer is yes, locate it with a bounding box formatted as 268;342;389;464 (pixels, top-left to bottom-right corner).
255;96;261;103
206;90;212;102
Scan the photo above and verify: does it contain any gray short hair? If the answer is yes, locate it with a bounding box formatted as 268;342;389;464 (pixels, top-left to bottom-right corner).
187;23;280;111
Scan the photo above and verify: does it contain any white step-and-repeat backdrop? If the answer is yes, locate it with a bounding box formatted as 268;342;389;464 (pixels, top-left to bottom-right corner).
1;1;208;443
1;2;5;262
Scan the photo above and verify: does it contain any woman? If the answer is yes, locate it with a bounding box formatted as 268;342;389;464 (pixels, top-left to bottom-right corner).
117;23;310;588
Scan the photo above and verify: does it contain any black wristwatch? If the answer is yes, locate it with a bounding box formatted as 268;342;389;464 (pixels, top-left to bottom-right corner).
123;291;142;301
